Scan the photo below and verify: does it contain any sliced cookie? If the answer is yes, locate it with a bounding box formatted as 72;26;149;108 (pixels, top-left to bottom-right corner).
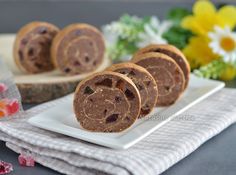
13;21;59;73
73;71;141;132
107;62;158;118
132;52;185;106
51;23;105;75
133;44;190;89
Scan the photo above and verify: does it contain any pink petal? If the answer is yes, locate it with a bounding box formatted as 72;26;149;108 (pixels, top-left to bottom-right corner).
5;99;20;116
0;160;13;174
18;154;35;167
0;84;7;93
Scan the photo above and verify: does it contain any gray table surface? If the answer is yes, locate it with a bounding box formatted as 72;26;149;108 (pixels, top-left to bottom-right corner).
1;1;236;175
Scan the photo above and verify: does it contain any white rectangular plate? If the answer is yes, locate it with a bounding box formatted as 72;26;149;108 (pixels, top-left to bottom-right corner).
28;74;225;149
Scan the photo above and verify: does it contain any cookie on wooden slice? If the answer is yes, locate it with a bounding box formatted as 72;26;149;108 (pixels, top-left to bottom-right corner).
132;52;185;106
133;44;190;89
51;23;105;75
107;62;158;118
13;21;59;73
73;71;141;132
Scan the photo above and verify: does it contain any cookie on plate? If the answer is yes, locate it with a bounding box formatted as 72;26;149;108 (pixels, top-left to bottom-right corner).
73;71;141;132
107;62;158;118
133;44;190;89
13;21;59;73
132;52;185;106
51;23;105;75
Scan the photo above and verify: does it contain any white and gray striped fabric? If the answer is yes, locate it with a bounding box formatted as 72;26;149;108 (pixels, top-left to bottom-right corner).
0;88;236;175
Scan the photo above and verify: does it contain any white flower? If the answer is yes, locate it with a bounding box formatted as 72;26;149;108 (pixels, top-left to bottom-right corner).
209;26;236;63
137;16;172;48
102;22;123;46
102;15;142;46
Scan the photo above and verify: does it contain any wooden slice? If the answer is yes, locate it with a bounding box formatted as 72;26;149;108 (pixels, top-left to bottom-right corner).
74;71;141;132
0;34;111;103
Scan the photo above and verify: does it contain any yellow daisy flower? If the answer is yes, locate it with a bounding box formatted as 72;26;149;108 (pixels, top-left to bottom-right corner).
183;35;219;69
182;0;236;36
209;26;236;63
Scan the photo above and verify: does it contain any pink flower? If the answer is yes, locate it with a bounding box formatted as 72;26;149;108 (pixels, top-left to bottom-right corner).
0;84;7;93
0;160;13;174
18;154;35;167
5;99;20;116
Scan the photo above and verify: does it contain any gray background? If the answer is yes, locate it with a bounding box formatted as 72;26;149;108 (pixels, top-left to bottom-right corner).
1;0;236;175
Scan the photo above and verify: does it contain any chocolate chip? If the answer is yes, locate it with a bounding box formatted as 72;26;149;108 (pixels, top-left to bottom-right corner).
125;89;135;100
119;71;126;75
85;56;90;62
95;78;112;87
28;48;34;56
106;114;119;123
38;27;47;34
103;109;108;115
35;63;43;69
145;81;151;86
84;86;94;95
141;108;151;115
115;96;122;103
93;61;97;66
116;80;125;91
129;70;136;76
74;61;81;66
164;86;170;92
64;68;71;73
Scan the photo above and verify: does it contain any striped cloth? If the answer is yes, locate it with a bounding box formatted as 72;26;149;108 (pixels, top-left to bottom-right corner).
0;88;236;175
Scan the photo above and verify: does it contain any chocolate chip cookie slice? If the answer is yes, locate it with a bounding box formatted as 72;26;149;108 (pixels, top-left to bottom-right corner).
73;71;141;132
107;62;158;118
13;21;59;73
132;52;185;106
51;23;105;75
133;44;190;89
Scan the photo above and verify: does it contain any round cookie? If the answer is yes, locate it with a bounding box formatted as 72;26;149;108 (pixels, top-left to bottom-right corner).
132;52;185;106
51;23;105;75
133;44;190;89
73;71;141;132
107;62;158;118
13;21;59;73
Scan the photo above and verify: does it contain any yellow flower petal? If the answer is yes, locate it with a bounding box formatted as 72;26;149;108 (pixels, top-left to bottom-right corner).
218;6;236;29
181;16;194;30
219;66;236;81
182;1;222;35
183;36;219;68
193;0;216;16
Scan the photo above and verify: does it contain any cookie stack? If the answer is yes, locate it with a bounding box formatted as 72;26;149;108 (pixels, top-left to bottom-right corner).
13;21;105;75
74;44;190;132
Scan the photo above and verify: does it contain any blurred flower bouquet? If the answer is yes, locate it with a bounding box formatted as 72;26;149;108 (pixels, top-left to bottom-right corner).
102;0;236;81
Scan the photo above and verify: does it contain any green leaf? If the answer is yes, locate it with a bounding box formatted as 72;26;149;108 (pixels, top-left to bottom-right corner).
167;8;191;25
193;59;228;79
163;25;193;49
